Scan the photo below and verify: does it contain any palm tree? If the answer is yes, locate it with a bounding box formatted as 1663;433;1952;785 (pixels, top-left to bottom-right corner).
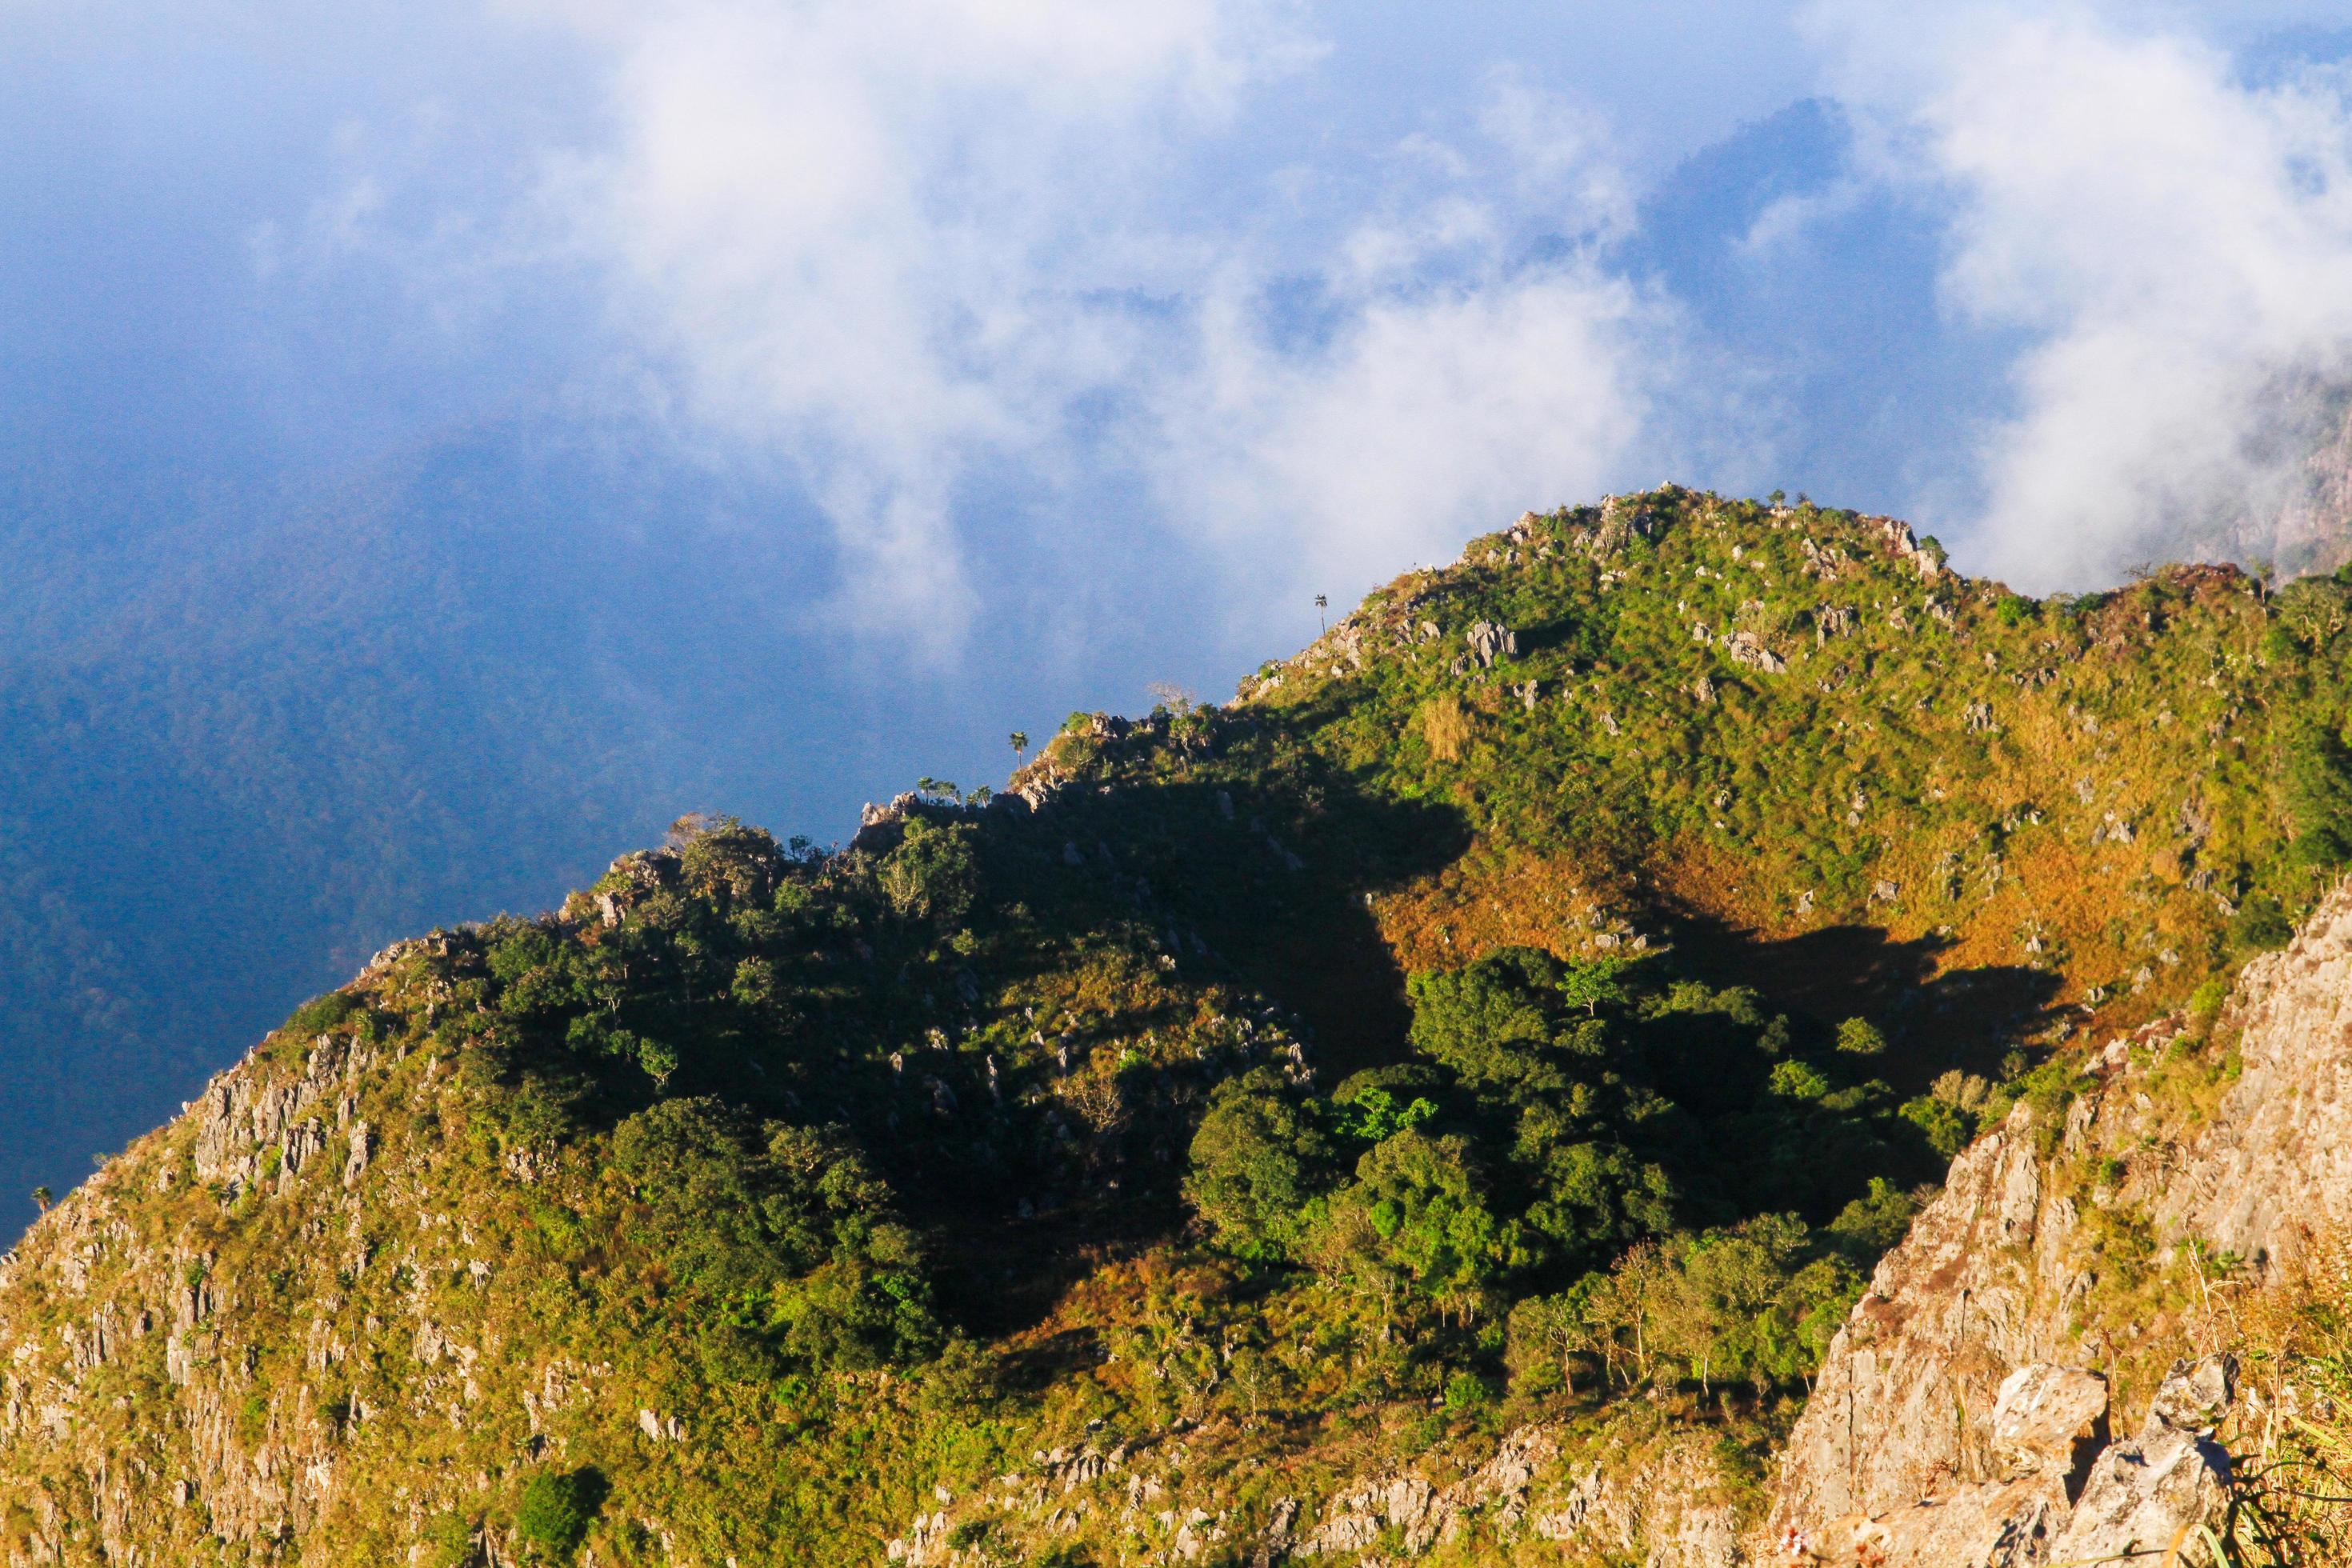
1009;730;1030;763
30;1186;52;1214
1314;594;1329;634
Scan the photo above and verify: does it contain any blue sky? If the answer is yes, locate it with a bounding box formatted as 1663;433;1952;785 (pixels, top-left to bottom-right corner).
2;1;2350;1214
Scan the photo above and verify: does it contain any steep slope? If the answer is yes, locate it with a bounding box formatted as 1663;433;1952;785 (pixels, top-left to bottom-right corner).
1770;879;2352;1564
9;486;2352;1566
0;818;1278;1563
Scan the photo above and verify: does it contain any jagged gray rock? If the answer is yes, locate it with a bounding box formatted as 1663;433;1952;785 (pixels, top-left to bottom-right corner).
2046;1358;2233;1568
1294;1422;1742;1566
1773;1362;2100;1566
1721;630;1785;674
1769;882;2352;1563
1989;1363;2109;1487
1466;621;1518;668
2150;887;2352;1268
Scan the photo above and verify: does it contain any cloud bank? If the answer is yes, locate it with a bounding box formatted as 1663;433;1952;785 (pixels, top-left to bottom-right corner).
520;0;2352;613
36;1;2352;645
488;2;1674;650
1814;2;2352;588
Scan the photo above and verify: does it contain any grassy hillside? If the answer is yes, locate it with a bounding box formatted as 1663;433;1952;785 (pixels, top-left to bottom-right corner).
6;486;2352;1565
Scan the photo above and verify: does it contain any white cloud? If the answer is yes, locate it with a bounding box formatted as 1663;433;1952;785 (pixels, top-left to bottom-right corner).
514;0;1309;650
1162;263;1660;603
501;2;1661;649
1811;2;2352;588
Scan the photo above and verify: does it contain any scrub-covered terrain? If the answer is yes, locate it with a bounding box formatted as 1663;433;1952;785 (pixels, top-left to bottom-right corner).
7;486;2352;1565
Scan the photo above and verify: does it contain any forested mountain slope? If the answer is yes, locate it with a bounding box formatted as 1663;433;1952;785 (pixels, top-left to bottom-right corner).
6;486;2352;1566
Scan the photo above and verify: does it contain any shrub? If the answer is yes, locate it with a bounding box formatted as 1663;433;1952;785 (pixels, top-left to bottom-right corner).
1900;1094;1972;1158
514;1466;606;1562
2229;893;2296;955
421;1513;480;1568
282;989;360;1039
1443;1369;1497;1413
1834;1018;1887;1056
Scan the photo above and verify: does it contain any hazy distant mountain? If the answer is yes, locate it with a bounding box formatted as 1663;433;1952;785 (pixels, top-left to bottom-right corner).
2182;374;2352;580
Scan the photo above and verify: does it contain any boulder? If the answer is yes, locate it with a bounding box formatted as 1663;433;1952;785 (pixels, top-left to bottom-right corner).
1989;1363;2108;1491
1722;630;1786;674
2045;1359;2234;1567
1466;621;1518;668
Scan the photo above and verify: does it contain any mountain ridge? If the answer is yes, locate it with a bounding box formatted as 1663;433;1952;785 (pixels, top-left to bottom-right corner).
7;484;2352;1564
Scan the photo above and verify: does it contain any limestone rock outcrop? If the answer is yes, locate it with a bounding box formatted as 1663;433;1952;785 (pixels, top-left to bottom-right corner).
1768;878;2352;1563
2045;1358;2233;1568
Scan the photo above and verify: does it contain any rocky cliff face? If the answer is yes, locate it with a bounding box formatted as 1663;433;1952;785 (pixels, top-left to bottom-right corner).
1766;878;2352;1564
2195;379;2352;578
885;1414;1749;1568
0;1014;393;1560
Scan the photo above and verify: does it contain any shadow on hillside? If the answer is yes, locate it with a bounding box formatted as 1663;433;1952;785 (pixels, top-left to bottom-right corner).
1040;754;1474;1085
1654;908;2066;1093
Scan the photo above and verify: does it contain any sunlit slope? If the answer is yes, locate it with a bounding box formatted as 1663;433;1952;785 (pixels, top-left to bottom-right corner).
8;485;2352;1564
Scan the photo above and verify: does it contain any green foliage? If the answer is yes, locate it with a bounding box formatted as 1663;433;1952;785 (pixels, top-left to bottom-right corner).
1184;1070;1333;1263
613;1102;942;1371
1184;940;1915;1399
1442;1368;1497;1414
25;484;2347;1567
1834;1017;1886;1056
875;818;978;926
2230;892;2298;955
421;1513;480;1568
1328;1084;1438;1144
2285;720;2352;868
1406;949;1585;1092
282;988;361;1040
1504;1282;1605;1398
1576;1217;1866;1397
514;1466;607;1562
1826;1178;1919;1259
1556;955;1633;1015
2273;576;2351;646
1312;1129;1526;1324
1900;1088;1974;1157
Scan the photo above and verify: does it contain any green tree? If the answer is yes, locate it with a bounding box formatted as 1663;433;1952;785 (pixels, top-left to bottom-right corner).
1654;1215;1810;1395
514;1466;606;1562
636;1036;680;1091
1185;1070;1334;1263
1834;1017;1887;1055
610;1102;942;1370
1557;955;1632;1016
1008;730;1029;762
1505;1278;1607;1397
29;1186;51;1214
875;818;978;926
1312;1129;1526;1329
2286;719;2352;866
1406;948;1574;1094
